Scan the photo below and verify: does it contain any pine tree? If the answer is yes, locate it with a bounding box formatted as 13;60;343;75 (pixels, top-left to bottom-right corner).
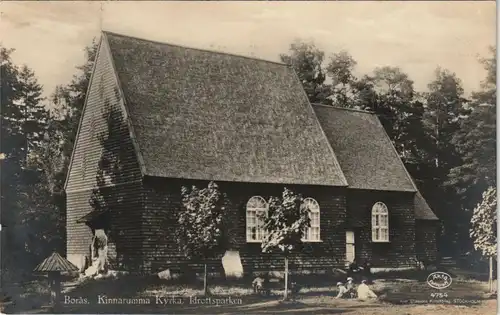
1;47;54;277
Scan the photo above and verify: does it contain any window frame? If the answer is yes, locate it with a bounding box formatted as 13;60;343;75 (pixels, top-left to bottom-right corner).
302;197;322;242
246;196;268;243
371;202;389;243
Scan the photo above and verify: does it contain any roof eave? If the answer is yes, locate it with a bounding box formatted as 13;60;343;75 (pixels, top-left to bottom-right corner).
346;186;417;193
142;174;349;188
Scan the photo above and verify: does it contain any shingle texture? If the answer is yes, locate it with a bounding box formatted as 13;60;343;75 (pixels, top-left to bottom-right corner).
414;191;438;220
33;252;79;272
313;104;438;220
312;104;416;192
104;32;347;187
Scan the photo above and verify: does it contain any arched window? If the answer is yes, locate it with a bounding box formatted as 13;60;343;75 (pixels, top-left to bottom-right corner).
372;202;389;242
246;196;268;242
302;198;321;242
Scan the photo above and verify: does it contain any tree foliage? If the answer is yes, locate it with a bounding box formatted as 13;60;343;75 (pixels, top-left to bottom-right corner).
447;47;496;211
1;46;60;277
470;187;497;258
261;188;311;256
177;182;230;260
260;188;311;300
326;50;358;107
1;48;48;163
1;40;99;279
280;40;331;104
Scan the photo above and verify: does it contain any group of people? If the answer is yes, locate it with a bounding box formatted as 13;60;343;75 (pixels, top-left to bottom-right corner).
335;277;378;301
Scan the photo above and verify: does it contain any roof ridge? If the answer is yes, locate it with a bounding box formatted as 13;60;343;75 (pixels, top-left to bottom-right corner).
311;103;375;114
102;30;287;67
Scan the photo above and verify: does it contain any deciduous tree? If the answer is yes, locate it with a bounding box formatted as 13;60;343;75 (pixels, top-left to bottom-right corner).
177;182;230;295
470;187;497;291
326;50;358;107
448;47;496;212
280;40;331;104
260;188;311;301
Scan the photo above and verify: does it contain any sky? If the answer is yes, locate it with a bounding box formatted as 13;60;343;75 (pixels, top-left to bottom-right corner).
0;1;496;99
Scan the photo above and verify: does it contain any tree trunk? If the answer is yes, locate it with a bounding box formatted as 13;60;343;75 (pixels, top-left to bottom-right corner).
489;256;493;292
283;257;289;301
203;263;208;296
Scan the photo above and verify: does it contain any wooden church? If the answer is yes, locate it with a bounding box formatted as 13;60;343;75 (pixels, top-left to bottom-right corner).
65;31;439;275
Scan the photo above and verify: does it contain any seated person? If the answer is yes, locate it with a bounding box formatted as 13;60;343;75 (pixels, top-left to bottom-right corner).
346;277;356;298
335;282;349;299
357;280;378;301
252;274;270;295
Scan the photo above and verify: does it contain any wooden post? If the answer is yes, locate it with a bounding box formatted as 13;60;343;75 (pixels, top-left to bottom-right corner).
284;257;289;301
203;263;208;296
489;256;493;292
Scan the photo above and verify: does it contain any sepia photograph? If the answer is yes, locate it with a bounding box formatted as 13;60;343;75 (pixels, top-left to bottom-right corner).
0;1;497;314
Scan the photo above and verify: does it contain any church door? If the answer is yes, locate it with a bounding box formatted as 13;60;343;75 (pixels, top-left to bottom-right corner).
346;230;356;264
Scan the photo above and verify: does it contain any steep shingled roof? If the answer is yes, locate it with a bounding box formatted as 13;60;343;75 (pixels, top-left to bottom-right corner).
104;32;347;186
312;104;415;192
312;104;438;220
414;191;438;220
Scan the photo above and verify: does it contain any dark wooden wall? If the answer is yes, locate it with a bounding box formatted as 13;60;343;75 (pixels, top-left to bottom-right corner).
346;189;417;268
141;178;348;275
415;220;439;263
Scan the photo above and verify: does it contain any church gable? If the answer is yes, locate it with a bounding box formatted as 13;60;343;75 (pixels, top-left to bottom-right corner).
64;36;142;192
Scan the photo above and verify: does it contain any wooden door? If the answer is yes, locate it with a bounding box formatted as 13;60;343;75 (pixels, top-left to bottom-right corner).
346;230;356;264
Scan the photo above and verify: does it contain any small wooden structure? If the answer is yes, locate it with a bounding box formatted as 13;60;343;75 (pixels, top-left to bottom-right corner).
33;252;78;309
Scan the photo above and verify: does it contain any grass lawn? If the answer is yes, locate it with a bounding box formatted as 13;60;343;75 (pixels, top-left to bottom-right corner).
2;268;496;314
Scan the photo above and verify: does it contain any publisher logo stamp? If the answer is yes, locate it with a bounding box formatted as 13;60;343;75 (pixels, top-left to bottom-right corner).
426;271;452;290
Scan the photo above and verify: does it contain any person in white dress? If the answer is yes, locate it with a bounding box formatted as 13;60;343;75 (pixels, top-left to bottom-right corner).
335;282;349;299
357;279;378;301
